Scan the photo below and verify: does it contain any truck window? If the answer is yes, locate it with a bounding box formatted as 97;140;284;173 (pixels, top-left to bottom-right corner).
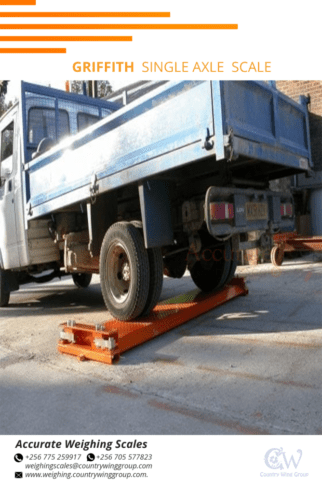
0;121;14;183
28;107;70;145
1;121;14;162
101;108;113;119
77;112;100;132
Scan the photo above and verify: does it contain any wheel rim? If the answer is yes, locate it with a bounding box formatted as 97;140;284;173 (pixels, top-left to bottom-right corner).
106;241;132;304
271;246;284;266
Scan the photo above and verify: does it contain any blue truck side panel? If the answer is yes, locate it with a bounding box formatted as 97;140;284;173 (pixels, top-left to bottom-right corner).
21;80;313;221
25;81;214;217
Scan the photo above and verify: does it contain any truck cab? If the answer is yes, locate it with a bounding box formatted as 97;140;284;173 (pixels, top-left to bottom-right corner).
0;83;120;306
0;102;21;271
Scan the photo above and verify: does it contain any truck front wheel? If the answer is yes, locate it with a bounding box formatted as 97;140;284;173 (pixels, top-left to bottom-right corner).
0;269;10;307
100;222;150;321
130;221;163;317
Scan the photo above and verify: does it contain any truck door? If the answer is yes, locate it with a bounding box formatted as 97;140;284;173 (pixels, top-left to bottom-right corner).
0;109;20;269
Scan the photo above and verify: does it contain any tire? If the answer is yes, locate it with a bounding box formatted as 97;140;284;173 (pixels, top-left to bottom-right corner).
271;245;284;267
226;249;238;285
189;241;232;292
100;222;150;320
72;273;92;288
131;221;163;316
163;250;187;279
0;268;10;307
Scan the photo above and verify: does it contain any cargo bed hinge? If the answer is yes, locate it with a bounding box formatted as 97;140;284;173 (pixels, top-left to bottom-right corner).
202;129;214;151
26;201;33;216
227;127;237;161
89;173;99;204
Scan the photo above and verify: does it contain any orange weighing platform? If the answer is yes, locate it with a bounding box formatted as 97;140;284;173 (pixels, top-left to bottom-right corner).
58;277;248;365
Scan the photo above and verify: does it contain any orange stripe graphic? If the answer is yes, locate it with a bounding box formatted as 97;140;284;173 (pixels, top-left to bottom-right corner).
0;1;36;4
0;23;238;29
0;12;171;17
0;35;132;41
0;48;66;53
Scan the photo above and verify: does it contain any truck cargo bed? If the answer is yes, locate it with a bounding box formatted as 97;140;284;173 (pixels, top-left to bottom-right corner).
21;81;312;220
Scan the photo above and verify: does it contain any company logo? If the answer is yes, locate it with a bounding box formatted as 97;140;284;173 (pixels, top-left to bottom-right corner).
264;447;302;470
261;447;309;478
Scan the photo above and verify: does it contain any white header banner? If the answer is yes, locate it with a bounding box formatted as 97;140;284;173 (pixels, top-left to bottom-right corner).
0;0;319;79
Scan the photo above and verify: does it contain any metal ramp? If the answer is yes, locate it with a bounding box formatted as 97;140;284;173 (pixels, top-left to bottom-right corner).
58;277;248;365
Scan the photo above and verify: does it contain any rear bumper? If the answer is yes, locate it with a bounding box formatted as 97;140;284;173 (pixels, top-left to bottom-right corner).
205;186;294;238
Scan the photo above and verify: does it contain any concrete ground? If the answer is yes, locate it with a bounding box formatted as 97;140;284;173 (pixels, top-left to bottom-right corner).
0;254;322;435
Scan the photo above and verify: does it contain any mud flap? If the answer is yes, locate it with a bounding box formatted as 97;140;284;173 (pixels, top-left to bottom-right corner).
139;180;173;248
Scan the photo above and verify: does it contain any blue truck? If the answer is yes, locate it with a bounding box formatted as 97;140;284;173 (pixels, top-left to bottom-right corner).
0;80;313;319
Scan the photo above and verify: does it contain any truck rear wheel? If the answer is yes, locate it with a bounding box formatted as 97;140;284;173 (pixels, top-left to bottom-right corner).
188;241;232;292
163;250;187;279
131;221;163;316
100;222;150;321
0;269;10;307
72;273;92;288
226;250;238;284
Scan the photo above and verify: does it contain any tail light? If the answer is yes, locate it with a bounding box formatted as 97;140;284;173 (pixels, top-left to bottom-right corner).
210;202;234;221
280;203;293;217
